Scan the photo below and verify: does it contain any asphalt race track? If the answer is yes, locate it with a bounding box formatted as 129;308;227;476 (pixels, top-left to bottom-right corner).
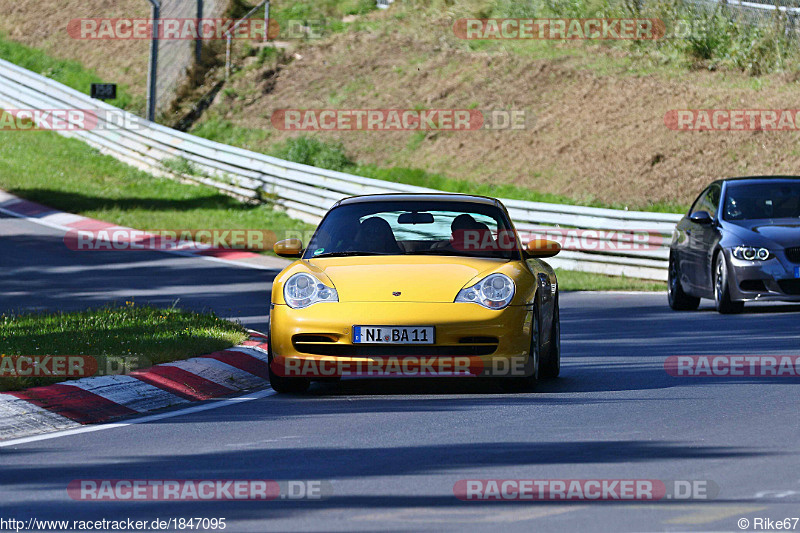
2;212;800;532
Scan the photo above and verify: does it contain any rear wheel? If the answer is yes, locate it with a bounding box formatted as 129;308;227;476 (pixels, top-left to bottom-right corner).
540;302;560;379
714;253;744;314
267;329;310;394
668;253;700;311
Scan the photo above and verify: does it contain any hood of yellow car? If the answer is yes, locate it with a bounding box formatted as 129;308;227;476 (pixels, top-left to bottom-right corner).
306;255;509;303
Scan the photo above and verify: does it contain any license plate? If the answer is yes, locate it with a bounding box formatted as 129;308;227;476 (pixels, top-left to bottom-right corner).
795;267;800;278
353;326;434;344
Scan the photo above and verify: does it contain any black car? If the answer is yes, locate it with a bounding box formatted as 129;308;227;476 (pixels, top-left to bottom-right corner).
669;176;800;313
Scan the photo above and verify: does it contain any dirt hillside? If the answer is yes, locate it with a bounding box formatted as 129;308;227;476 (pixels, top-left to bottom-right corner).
201;3;800;209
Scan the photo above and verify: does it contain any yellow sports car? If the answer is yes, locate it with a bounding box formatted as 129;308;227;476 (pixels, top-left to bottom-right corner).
268;193;561;393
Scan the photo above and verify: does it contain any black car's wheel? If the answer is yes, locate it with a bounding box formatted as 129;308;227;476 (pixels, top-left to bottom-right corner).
714;253;744;314
540;301;560;379
267;329;310;394
501;305;540;392
668;253;700;311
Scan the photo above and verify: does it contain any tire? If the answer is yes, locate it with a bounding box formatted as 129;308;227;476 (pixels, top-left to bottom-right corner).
668;253;700;311
714;253;744;315
267;329;310;394
501;305;541;392
540;301;561;379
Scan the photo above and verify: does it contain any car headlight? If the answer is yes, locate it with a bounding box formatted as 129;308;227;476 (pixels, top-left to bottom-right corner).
283;273;338;309
455;273;515;309
732;246;771;261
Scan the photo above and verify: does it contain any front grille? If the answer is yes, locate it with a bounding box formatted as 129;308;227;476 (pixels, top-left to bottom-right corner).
292;343;498;357
786;247;800;264
777;279;800;295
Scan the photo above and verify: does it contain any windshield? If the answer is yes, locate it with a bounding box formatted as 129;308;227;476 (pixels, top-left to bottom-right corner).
723;181;800;222
303;200;521;260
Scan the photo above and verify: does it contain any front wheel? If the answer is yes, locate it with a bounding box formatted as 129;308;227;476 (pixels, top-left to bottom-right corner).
714;253;744;314
267;329;310;393
501;305;541;392
668;253;700;311
268;362;311;394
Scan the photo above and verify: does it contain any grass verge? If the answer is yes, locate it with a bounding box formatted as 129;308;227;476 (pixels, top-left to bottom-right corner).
0;303;248;391
556;269;666;292
0;117;313;242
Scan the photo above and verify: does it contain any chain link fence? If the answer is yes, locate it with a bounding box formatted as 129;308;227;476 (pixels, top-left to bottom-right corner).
155;0;228;113
683;0;800;35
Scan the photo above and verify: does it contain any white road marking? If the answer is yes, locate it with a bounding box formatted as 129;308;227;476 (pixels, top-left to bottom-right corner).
0;388;276;448
0;204;281;271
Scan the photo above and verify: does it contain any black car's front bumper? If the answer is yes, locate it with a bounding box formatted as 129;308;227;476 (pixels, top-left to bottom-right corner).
725;249;800;302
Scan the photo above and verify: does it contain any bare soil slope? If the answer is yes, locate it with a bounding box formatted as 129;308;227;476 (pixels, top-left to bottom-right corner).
206;5;800;209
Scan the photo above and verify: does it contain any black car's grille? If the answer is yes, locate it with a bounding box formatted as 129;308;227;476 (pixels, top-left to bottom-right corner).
785;247;800;264
777;279;800;295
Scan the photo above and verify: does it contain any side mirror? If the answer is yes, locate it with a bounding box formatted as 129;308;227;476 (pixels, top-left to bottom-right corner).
526;239;561;259
273;238;303;257
689;211;713;225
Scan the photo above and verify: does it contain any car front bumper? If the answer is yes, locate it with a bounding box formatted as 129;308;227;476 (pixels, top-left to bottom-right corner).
727;250;800;302
269;302;535;379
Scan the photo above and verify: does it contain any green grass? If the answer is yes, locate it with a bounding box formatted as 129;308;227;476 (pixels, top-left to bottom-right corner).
0;34;140;113
0;303;248;391
0;116;313;243
556;269;666;292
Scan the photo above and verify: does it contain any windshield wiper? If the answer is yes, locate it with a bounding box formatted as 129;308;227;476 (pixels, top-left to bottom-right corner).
405;250;507;258
310;251;395;258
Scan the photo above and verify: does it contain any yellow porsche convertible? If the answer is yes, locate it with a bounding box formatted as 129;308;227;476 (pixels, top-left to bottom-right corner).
268;193;561;393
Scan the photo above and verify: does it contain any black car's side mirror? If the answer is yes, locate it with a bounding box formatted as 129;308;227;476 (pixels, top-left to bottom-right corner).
689;211;713;225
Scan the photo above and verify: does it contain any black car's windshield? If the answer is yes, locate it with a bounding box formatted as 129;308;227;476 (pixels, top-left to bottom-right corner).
723;180;800;222
303;200;521;260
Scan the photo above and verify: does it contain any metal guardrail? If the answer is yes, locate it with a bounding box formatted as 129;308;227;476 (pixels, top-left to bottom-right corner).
0;58;682;280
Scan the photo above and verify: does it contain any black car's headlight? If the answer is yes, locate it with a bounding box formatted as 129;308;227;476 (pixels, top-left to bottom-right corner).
732;246;771;261
283;273;338;309
455;273;515;309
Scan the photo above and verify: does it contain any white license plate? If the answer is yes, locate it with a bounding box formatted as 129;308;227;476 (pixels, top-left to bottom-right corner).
353;326;434;344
